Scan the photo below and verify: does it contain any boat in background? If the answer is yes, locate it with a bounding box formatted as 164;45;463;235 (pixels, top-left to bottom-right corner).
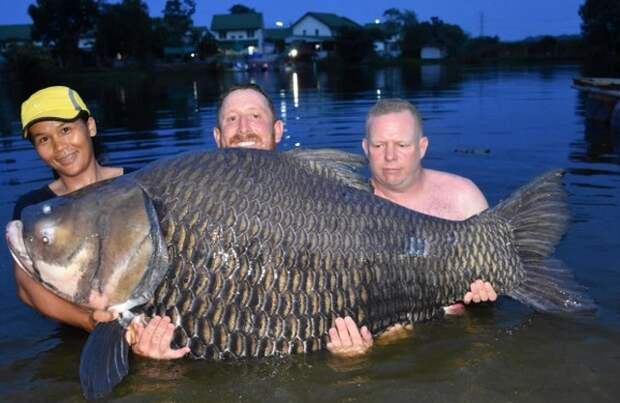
573;77;620;133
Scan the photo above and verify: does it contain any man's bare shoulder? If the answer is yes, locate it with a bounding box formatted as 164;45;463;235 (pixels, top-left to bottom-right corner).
424;169;489;218
425;169;477;191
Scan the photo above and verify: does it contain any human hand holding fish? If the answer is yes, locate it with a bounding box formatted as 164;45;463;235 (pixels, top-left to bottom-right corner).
93;310;189;360
327;280;498;357
463;280;497;304
126;315;190;359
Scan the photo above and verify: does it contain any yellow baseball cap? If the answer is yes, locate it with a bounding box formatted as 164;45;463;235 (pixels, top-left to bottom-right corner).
21;86;91;138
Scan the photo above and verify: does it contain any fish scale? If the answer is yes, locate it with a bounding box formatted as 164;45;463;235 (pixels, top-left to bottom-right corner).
129;149;518;359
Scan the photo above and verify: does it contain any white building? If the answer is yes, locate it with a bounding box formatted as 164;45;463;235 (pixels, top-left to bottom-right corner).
211;12;264;55
286;12;360;57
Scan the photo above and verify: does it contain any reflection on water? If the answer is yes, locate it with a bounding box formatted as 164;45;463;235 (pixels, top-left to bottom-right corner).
0;64;619;402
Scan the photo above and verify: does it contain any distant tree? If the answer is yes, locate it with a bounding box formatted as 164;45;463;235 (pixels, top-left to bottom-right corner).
229;4;256;14
198;31;219;57
163;0;196;45
461;36;501;61
401;17;467;58
381;8;417;39
579;0;620;56
401;22;431;57
335;26;375;63
527;35;558;57
383;8;418;28
4;43;57;85
28;0;100;68
96;0;153;65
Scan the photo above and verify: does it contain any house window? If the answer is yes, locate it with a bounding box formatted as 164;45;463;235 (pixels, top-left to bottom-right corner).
315;29;319;36
247;30;254;38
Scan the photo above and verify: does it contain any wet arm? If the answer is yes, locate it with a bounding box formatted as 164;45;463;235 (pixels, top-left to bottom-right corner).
14;263;188;359
14;263;95;331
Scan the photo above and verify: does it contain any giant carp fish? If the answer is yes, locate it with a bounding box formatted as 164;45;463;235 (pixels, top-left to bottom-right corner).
6;148;594;399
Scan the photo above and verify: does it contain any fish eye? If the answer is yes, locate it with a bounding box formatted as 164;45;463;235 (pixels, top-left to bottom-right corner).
41;235;50;245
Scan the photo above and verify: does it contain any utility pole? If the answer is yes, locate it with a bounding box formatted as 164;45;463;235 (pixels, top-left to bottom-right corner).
479;12;485;37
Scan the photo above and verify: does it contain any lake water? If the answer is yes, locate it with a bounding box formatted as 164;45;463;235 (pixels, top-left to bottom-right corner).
0;63;619;402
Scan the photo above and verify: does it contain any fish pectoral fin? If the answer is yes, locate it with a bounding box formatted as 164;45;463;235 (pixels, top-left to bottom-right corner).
79;320;129;400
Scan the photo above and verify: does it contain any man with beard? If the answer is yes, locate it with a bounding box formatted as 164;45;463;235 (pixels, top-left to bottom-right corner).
213;84;283;150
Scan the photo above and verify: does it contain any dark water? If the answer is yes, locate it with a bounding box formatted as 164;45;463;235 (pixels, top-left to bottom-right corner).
1;63;619;402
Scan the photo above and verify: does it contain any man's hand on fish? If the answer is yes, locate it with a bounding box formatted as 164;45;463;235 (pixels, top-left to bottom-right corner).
93;311;189;360
327;280;497;357
326;316;374;358
126;315;191;359
463;279;497;304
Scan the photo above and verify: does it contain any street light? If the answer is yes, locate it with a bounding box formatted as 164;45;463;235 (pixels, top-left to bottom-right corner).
289;48;298;58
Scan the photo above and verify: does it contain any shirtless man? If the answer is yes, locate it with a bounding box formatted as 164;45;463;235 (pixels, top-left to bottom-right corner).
327;98;497;357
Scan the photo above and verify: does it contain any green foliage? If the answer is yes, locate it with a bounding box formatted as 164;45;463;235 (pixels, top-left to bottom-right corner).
162;0;196;46
383;8;418;29
229;4;256;14
579;0;620;56
381;8;417;40
460;36;501;61
334;26;375;63
28;0;100;67
401;17;467;58
4;44;57;85
198;32;219;57
96;0;153;65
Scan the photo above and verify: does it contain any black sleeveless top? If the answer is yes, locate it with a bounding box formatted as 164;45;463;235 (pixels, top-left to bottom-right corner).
11;167;137;220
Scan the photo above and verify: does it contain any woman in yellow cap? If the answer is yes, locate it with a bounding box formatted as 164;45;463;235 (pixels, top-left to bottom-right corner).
13;86;189;360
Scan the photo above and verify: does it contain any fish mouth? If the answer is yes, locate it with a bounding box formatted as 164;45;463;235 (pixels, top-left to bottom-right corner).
5;220;36;277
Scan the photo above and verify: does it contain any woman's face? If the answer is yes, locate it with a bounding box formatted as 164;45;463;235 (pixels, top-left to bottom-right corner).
28;117;97;178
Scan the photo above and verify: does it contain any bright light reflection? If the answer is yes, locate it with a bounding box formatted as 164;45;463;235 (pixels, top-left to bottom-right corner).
292;72;299;108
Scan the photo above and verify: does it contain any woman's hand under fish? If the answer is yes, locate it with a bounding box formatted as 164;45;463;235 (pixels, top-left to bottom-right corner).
125;315;191;360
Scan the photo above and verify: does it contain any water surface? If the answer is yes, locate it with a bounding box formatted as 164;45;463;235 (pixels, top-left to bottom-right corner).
0;63;619;402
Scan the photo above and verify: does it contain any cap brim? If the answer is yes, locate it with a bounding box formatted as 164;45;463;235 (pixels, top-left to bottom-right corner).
23;110;88;138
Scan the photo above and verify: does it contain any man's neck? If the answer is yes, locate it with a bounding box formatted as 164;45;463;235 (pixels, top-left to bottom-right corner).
372;169;426;207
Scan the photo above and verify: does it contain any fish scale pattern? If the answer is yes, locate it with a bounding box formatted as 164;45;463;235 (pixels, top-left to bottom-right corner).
133;149;522;360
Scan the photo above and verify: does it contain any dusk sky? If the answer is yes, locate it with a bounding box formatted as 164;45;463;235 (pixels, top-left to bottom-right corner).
0;0;585;41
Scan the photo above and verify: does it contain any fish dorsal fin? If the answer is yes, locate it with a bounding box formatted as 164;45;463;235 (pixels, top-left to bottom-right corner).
283;148;372;192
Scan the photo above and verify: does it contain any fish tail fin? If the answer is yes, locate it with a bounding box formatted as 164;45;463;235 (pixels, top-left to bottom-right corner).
79;321;129;400
492;170;596;313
